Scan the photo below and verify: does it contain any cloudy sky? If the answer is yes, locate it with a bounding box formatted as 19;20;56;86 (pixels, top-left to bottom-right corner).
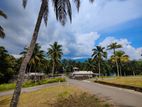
0;0;142;60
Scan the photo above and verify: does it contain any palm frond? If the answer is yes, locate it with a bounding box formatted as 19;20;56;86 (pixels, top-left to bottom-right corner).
43;0;49;26
22;0;28;8
0;10;7;19
0;26;5;39
65;0;72;22
74;0;80;12
89;0;95;3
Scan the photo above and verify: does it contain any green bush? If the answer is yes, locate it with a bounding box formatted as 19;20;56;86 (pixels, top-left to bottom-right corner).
0;77;66;92
0;83;16;91
22;80;38;87
39;77;66;84
52;92;110;107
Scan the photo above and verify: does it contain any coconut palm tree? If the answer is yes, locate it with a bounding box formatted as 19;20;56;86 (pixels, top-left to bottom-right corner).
111;51;129;76
10;1;94;106
107;42;122;76
20;43;45;78
47;42;63;76
0;10;7;38
92;46;107;77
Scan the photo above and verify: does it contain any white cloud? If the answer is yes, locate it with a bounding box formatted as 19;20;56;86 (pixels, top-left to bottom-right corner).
41;32;100;57
99;36;142;60
74;32;100;56
0;0;142;59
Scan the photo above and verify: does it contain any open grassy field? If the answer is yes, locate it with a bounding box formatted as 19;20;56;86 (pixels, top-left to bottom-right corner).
0;85;111;107
98;76;142;88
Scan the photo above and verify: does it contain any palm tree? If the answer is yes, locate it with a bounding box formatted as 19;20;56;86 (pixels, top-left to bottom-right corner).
92;46;107;77
20;43;45;80
111;51;129;76
0;10;7;38
47;42;63;76
107;42;122;76
10;1;94;106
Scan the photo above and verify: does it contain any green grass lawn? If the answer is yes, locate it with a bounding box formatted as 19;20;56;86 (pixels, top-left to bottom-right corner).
0;77;65;92
0;85;111;107
96;76;142;88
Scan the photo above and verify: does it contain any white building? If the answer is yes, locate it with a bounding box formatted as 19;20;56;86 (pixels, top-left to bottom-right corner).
71;67;94;79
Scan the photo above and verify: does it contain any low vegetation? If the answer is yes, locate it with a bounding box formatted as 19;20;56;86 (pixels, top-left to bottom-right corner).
0;78;65;92
97;76;142;88
0;85;111;107
53;92;110;107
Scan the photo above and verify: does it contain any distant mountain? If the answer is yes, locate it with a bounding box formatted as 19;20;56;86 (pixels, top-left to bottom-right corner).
72;58;88;62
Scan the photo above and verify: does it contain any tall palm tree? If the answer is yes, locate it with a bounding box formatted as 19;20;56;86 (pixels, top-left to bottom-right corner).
47;42;63;76
92;46;107;77
0;10;7;38
107;42;122;76
111;51;129;76
20;43;45;78
10;1;94;106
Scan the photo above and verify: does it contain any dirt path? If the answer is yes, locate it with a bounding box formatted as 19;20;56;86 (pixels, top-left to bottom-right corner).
68;79;142;107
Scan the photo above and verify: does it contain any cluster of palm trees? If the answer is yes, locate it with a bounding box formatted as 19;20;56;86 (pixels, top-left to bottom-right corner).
92;42;129;77
20;42;63;77
1;0;95;106
8;0;95;106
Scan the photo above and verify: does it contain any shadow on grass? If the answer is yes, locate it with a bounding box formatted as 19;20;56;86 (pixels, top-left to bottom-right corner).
0;97;11;105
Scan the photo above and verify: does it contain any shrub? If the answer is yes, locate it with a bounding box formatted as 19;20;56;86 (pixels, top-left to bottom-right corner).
52;92;110;107
0;83;15;91
39;77;66;84
0;77;66;92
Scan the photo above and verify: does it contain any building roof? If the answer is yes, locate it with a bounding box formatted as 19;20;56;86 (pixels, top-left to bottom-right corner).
73;67;79;69
26;73;45;76
72;71;94;75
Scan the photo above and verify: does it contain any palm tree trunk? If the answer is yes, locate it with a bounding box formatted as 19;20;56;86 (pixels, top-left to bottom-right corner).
116;59;119;76
34;69;37;83
113;49;119;77
119;64;122;76
10;1;46;107
52;61;55;77
28;64;32;79
98;61;101;78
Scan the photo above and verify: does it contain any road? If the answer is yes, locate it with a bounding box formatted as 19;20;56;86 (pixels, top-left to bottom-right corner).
68;79;142;107
1;79;142;107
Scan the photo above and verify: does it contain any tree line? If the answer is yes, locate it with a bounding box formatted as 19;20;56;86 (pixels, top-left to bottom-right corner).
63;43;142;77
1;42;142;84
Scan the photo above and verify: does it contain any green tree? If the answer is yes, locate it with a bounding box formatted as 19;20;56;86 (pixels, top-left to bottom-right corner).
92;46;107;77
110;51;129;76
10;0;94;106
20;43;45;80
47;42;63;76
84;58;96;71
107;42;122;76
0;10;7;38
0;47;16;83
